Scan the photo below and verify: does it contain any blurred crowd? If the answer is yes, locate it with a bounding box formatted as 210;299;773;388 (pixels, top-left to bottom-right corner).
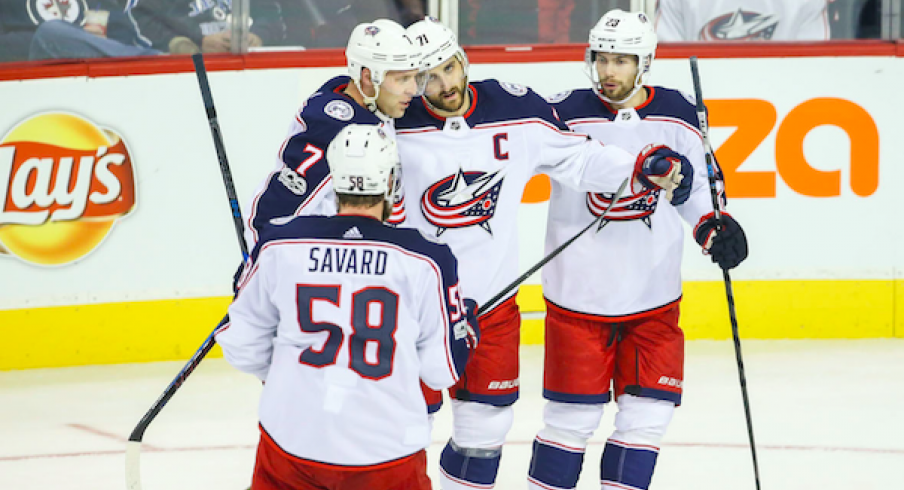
0;0;893;64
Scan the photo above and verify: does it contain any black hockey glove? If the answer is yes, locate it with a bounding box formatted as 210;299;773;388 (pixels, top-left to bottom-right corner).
634;144;694;205
694;213;748;270
463;298;481;350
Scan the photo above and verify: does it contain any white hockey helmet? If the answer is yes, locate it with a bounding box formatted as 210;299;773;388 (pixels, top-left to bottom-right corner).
407;16;469;78
586;9;658;104
346;19;423;112
327;124;399;202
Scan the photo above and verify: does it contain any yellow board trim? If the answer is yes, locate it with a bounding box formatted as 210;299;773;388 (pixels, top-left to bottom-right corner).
1;280;900;370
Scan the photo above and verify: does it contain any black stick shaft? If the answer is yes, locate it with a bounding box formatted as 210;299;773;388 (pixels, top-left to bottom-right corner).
192;53;250;259
477;177;628;316
690;56;762;490
128;54;247;443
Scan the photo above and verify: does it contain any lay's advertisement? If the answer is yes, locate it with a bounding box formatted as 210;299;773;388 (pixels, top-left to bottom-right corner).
0;113;137;266
0;53;901;369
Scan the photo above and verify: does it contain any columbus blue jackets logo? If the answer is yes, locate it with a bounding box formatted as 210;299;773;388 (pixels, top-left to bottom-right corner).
587;188;660;229
700;9;779;41
422;169;505;236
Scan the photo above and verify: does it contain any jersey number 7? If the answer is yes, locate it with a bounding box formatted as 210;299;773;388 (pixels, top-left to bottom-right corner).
296;284;398;380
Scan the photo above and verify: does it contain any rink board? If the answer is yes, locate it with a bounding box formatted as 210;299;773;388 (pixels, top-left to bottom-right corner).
0;279;898;370
1;43;902;369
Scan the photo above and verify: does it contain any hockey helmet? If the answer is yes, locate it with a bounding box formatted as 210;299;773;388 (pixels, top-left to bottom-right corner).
327;124;399;202
346;19;425;111
407;16;469;95
586;9;658;103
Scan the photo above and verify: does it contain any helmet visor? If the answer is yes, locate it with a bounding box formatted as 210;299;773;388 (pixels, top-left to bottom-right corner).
380;68;428;97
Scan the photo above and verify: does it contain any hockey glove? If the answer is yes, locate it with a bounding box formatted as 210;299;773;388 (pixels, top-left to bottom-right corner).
694;212;748;270
634;144;694;205
463;298;481;350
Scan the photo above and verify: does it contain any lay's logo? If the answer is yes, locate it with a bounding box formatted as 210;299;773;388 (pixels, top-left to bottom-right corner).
0;112;136;266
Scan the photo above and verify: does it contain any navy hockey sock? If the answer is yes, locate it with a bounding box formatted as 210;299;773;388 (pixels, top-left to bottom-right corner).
439;439;501;487
600;439;659;489
528;436;585;489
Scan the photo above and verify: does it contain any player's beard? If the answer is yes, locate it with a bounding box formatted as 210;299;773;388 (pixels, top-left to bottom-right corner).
601;77;635;101
425;78;468;113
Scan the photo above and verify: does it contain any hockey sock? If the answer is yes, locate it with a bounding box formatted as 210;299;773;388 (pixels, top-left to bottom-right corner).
600;439;659;490
527;436;585;489
439;438;502;489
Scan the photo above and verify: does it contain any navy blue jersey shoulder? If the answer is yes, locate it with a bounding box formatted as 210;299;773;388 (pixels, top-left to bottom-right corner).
470;80;568;129
551;89;613;123
552;86;701;130
293;75;382;151
638;87;701;129
395;79;568;131
254;215;459;284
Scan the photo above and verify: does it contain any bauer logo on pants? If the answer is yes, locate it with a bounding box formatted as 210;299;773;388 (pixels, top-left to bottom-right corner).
0;112;137;266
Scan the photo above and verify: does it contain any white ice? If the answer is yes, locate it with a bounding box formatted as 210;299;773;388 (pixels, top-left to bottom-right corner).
2;340;903;490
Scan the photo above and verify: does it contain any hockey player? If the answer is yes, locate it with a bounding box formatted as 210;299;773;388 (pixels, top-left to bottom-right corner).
394;17;696;490
242;18;423;250
528;10;749;490
217;124;479;490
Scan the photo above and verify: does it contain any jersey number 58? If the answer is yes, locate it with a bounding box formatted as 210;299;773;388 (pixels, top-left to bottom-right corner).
296;284;398;380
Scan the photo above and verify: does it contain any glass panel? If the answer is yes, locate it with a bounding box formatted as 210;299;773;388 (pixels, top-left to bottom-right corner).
654;0;883;42
0;0;163;63
278;1;426;49
457;0;633;45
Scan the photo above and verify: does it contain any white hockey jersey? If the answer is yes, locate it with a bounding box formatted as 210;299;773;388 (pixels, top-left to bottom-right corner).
217;215;472;466
543;87;722;318
393;80;634;310
656;0;829;41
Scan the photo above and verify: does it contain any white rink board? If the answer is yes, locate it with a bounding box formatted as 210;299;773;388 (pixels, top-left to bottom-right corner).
0;56;901;310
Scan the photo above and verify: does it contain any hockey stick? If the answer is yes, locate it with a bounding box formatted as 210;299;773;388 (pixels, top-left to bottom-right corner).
476;177;629;316
689;56;762;490
126;53;249;490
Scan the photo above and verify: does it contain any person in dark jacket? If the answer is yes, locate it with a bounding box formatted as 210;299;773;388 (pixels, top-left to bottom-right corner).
133;0;286;54
0;0;158;62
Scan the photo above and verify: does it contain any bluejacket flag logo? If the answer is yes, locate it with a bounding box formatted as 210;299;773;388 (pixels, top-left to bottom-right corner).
422;169;505;236
586;188;660;229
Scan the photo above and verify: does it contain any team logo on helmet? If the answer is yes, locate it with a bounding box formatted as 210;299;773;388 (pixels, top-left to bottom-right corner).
586;188;660;229
700;9;779;41
422;169;505;236
499;82;528;97
324;100;354;121
364;25;380;36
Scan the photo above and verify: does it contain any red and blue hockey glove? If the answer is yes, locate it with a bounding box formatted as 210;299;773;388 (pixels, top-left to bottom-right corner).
634;144;694;205
694;212;748;270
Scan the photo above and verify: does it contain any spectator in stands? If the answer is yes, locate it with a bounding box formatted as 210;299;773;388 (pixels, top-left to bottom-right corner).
280;0;424;49
538;0;575;43
133;0;286;54
656;0;830;41
0;0;159;62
